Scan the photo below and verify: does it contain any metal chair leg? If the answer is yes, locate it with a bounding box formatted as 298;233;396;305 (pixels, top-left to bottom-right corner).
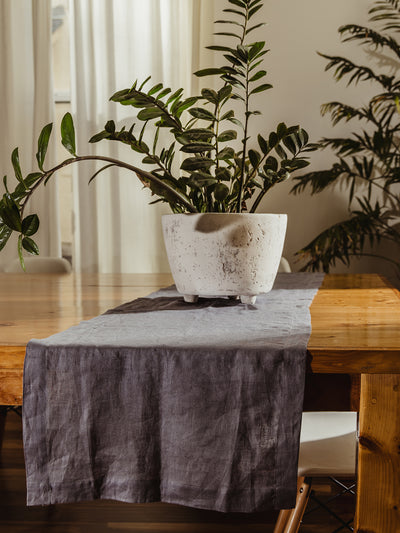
273;477;312;533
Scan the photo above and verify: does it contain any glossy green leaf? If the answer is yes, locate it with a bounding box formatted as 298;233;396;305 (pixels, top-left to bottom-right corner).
194;68;225;77
181;157;215;171
11;148;24;184
0;223;12;252
21;214;39;236
258;134;269;154
137;108;164;121
249;83;273;95
249;70;267;82
180;142;215;153
218;130;237;142
22;236;39;255
189;108;217;121
0;195;21;231
217;146;235;160
36;123;53;171
214;182;230;201
61;112;76;156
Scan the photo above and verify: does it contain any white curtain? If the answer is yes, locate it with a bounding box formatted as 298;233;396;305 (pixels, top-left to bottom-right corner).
70;0;215;273
0;0;61;270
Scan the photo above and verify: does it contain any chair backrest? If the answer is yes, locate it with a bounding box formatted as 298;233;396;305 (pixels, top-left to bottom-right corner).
278;257;291;273
4;257;72;274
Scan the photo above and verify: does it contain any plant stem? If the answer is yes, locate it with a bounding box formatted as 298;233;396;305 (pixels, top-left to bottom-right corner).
236;4;250;213
21;155;198;216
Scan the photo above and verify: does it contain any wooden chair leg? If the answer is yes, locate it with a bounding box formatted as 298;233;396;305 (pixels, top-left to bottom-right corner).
273;477;312;533
273;509;292;532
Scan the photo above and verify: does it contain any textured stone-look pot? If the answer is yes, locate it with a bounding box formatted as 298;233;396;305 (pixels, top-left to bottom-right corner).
162;213;287;304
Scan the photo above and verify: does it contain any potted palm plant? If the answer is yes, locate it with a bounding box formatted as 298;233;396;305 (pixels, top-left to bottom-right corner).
0;0;310;303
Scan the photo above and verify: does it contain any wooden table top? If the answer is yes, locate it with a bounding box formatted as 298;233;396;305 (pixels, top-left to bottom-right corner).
0;272;399;404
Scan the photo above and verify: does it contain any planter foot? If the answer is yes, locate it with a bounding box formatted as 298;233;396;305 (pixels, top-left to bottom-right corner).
183;294;199;303
240;295;257;305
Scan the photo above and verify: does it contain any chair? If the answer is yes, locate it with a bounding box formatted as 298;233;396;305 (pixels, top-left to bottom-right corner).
3;256;72;273
279;257;292;273
274;411;358;533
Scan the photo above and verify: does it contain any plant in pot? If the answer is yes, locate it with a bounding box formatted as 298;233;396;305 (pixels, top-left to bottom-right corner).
0;0;310;303
291;0;400;279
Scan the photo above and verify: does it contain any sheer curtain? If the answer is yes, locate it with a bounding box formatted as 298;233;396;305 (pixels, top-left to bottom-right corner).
70;0;215;273
0;0;61;270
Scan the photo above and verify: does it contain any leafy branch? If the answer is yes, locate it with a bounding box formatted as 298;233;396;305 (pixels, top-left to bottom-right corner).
292;0;400;277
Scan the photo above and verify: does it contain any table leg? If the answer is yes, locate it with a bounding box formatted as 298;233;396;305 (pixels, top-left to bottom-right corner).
356;374;400;532
0;406;7;451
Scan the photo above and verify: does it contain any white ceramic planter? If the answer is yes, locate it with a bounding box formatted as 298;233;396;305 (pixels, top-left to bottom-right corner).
162;213;287;304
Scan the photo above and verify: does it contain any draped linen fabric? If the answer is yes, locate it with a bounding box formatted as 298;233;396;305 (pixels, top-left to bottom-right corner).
70;0;215;273
0;0;61;270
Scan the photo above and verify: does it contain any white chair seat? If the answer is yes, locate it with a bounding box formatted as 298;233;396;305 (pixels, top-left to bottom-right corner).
298;412;357;477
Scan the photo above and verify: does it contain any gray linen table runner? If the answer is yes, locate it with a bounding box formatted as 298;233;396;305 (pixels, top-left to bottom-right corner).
23;272;324;512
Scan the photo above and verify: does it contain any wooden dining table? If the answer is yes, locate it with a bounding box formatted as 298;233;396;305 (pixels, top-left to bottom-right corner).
0;272;399;533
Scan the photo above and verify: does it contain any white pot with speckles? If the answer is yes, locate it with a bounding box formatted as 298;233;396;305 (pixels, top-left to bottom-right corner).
162;213;287;304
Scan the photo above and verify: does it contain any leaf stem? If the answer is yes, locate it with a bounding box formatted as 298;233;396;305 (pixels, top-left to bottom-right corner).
20;155;198;216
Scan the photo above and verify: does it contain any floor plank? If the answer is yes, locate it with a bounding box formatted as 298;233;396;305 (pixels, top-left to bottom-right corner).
0;412;354;532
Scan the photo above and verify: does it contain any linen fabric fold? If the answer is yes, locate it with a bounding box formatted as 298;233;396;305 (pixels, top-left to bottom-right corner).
23;273;324;512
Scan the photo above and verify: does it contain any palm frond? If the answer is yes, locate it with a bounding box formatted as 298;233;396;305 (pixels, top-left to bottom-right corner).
319;53;395;89
369;0;400;32
296;207;385;272
320;101;371;125
339;24;400;59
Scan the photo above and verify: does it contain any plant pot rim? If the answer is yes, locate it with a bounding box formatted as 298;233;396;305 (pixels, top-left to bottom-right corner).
162;213;287;217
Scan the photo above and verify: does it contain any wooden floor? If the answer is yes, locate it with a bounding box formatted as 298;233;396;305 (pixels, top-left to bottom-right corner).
0;412;355;533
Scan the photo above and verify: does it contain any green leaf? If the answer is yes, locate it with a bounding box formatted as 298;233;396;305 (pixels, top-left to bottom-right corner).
22;236;39;255
0;223;12;252
248;149;261;168
249;83;273;95
0;195;21;231
180;142;215;153
228;0;246;8
176;97;198;116
215;167;232;181
194;68;225;77
11;148;24;184
148;83;163;96
104;120;115;133
258;134;269;154
214;182;230;201
36;123;53;171
248;41;265;61
137;108;164;120
277;122;288;138
61;113;76;156
202;88;219;104
217;130;237;142
283;136;298;155
89;131;111;143
249;70;267;82
217;146;235;160
21;214;39;236
181;157;215;171
189;108;217;121
264;156;278;172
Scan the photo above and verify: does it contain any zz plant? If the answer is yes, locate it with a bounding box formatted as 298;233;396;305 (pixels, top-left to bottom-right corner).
292;0;400;276
0;0;310;269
